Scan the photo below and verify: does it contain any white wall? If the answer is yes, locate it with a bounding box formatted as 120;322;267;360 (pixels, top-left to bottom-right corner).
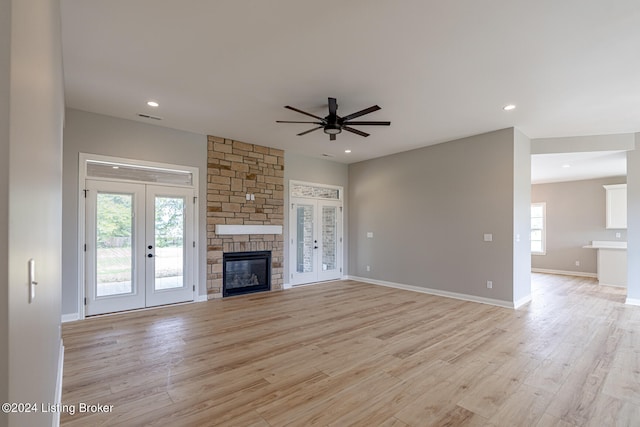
4;0;65;425
283;152;349;282
348;128;519;305
513;129;532;306
532;133;635;154
62;109;208;316
627;137;640;303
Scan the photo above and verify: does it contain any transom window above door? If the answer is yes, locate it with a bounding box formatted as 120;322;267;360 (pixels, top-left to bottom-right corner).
86;159;193;186
291;182;341;200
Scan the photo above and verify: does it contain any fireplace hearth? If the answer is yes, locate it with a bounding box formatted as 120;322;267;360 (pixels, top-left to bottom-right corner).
223;251;271;297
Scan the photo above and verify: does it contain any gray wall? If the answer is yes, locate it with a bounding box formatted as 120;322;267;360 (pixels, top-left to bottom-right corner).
3;0;65;425
513;129;532;303
628;138;640;301
284;152;349;281
62;109;207;316
348;128;519;304
0;0;10;418
531;176;627;274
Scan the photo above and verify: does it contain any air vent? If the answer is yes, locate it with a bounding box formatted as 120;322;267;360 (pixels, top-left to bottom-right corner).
322;153;334;158
137;113;162;121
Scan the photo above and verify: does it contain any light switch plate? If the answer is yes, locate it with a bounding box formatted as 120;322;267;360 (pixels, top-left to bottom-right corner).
484;234;493;242
367;232;374;238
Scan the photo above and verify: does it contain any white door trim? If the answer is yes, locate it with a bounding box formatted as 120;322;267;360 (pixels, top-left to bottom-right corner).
78;153;199;319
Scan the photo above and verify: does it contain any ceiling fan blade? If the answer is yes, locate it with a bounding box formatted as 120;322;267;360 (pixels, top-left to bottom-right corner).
341;105;381;121
343;126;370;137
276;120;323;124
297;126;324;136
343;121;390;126
330;133;337;141
328;97;338;116
285;105;325;121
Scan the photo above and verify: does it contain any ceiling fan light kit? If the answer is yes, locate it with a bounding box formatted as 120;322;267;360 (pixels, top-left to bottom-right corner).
324;125;341;135
277;97;390;141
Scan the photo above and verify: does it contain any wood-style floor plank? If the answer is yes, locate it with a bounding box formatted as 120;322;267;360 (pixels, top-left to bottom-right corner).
61;274;640;426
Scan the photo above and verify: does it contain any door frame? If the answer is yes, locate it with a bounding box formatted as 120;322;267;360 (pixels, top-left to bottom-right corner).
78;153;199;319
288;180;344;286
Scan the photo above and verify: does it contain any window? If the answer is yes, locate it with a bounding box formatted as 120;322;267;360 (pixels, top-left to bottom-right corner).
531;203;546;255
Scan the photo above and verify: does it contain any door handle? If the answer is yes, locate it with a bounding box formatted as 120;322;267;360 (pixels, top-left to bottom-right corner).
29;258;38;303
314;246;318;249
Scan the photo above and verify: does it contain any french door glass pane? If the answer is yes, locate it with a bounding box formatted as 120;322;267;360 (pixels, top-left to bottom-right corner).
296;205;314;273
322;206;337;271
96;193;133;296
154;196;185;290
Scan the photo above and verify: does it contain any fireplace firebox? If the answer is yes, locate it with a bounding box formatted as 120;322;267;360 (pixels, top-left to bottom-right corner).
223;251;271;297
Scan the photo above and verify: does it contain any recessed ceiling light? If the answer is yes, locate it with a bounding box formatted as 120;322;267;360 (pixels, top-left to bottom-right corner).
345;149;352;153
562;164;571;168
147;101;159;107
503;104;516;111
112;166;119;169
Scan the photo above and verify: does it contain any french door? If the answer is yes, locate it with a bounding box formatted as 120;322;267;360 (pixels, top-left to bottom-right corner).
290;198;342;285
85;179;194;315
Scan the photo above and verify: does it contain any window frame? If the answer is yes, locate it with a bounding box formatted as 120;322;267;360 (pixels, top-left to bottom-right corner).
531;202;546;256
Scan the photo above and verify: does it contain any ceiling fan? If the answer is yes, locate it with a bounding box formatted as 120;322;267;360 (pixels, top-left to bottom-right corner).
277;97;390;141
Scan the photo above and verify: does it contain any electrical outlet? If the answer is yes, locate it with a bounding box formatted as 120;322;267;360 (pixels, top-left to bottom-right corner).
616;232;621;238
366;265;371;272
486;280;493;289
575;261;580;267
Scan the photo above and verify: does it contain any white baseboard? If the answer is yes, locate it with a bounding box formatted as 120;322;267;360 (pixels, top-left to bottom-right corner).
599;282;626;288
626;298;640;306
531;268;597;278
347;275;515;309
61;313;79;323
53;340;64;427
195;294;208;302
283;283;292;290
514;295;532;309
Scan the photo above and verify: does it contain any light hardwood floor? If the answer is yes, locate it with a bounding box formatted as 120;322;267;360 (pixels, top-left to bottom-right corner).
61;274;640;426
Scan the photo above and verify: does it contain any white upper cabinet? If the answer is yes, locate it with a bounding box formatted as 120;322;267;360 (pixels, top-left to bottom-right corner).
604;184;627;229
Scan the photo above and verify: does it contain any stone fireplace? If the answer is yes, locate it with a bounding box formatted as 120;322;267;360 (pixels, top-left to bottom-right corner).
206;136;284;298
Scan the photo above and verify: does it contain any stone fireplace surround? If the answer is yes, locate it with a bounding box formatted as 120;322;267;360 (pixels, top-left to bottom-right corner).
206;136;284;298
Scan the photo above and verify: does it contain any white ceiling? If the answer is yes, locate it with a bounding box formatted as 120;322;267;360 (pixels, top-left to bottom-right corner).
60;1;640;167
